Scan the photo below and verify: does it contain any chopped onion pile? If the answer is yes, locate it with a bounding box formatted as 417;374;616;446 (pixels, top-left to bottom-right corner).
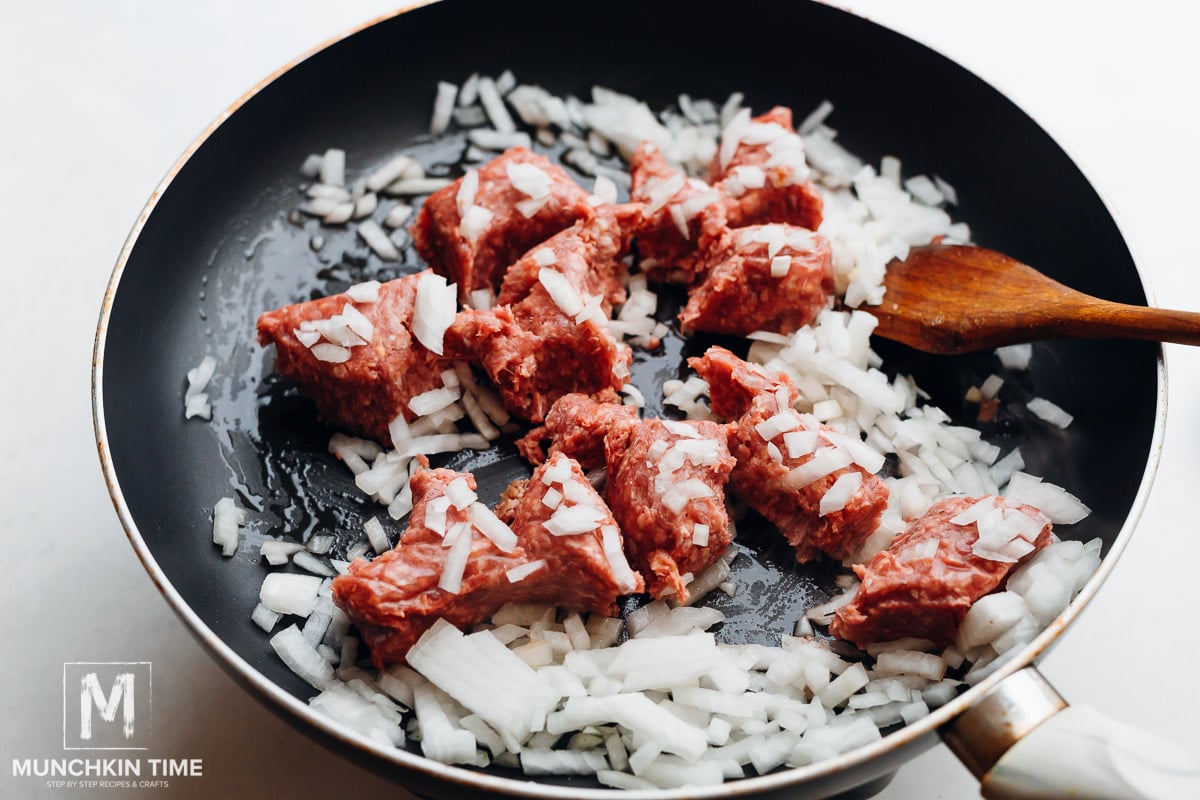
290;594;992;787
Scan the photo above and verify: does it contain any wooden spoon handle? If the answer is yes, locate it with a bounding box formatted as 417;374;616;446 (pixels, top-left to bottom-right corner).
1065;297;1200;346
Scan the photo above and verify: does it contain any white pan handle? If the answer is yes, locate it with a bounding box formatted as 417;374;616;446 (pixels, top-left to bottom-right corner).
942;666;1199;800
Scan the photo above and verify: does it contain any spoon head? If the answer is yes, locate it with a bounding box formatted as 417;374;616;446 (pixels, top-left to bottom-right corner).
871;244;1071;354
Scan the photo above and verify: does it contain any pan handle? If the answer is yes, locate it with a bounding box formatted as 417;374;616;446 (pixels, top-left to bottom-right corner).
941;665;1199;799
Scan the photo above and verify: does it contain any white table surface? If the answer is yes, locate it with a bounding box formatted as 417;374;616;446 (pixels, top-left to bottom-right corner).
3;1;1198;797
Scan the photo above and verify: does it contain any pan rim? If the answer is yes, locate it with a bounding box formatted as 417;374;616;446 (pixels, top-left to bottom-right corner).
90;0;1168;796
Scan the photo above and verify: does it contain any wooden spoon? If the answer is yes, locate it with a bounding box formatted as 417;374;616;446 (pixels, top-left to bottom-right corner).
869;243;1200;354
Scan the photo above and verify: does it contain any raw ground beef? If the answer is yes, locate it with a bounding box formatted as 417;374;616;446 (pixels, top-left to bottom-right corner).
687;345;797;422
692;347;889;563
496;203;639;310
443;219;634;423
831;496;1053;647
629;142;729;284
255;271;446;444
516;391;637;471
332;460;640;667
444;298;631;424
604;418;736;601
411;147;594;302
680;224;834;336
709;106;824;232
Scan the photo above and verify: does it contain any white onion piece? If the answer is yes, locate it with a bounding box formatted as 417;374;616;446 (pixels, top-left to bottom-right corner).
260;573;323;617
783;430;820;460
538;267;583;318
364;517;391;554
460;204;494;241
366;156;419;194
339;303;374;343
385;177;453;195
319;148;345;187
410;678;477;764
516;196;550;218
293;328;321;348
545;504;607;536
184;393;211;420
468;503;518;552
356;219;400;261
251;603;281;633
1027;397;1074;428
384;203;414;229
186;355;217;399
506;560;547;583
521;749;608;776
600;525;640;594
292;551;335;577
660;419;702;439
408;387;460;417
323;197;356;223
661;479;714;514
995;343;1033;370
631;606;724;638
211;497;244;557
668;203;689;239
591;175;618;205
437;525;474;594
643;174;685;215
260;539;304;566
408;620;558;749
819;471;863;516
546;694;707;761
430;81;457;136
271;625;334;690
412;271;457;356
346;280;381;303
784;448;854;489
980;374;1004;400
468;128;533;151
506;161;553;199
476;76;516;133
958;591;1028;650
454;168;479;218
434;479;473;514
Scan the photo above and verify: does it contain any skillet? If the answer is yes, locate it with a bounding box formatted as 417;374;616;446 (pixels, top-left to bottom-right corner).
93;0;1170;796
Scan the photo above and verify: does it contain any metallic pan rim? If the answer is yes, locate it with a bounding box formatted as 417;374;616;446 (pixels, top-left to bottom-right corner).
91;1;1167;797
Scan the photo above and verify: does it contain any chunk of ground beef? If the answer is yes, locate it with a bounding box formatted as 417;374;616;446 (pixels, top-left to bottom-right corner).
681;224;834;336
629;142;729;284
332;459;641;667
256;271;446;444
709;106;824;231
692;347;888;563
830;496;1053;647
605;418;736;601
444;222;634;423
412;147;594;302
516;391;637;471
496;203;639;311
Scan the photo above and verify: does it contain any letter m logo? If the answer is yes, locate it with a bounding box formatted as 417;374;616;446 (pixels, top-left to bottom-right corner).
80;672;135;740
63;662;152;750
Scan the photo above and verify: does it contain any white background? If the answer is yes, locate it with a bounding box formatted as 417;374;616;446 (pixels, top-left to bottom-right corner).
2;1;1198;797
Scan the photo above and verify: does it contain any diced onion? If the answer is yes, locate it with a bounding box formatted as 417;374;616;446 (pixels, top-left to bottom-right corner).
506;560;547;583
412;271;458;356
